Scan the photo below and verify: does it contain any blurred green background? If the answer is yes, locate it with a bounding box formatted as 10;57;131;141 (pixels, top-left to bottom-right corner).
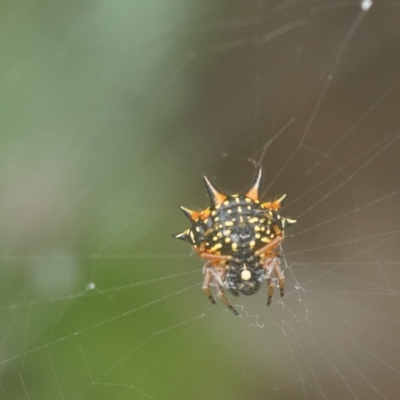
1;1;400;399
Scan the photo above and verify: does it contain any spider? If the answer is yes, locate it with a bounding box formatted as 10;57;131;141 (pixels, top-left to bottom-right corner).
174;168;297;316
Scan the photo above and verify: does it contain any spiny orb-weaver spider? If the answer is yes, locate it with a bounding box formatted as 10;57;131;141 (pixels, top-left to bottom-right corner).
174;168;297;316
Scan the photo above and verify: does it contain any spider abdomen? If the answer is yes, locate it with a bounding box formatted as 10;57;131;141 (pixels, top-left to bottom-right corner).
189;195;283;257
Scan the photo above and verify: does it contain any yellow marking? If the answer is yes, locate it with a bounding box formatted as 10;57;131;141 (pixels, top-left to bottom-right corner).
245;197;251;203
213;236;218;241
227;209;232;214
255;233;261;239
241;269;251;281
261;237;270;243
196;226;200;232
239;216;244;223
249;217;258;223
247;206;251;210
254;226;261;231
232;194;238;197
203;228;212;237
225;237;231;243
224;200;229;205
211;243;222;252
215;204;220;210
190;231;195;241
231;242;238;251
266;229;270;234
204;218;208;224
249;240;255;248
238;206;242;213
224;221;234;226
260;226;265;231
270;233;275;238
277;215;281;219
214;217;219;222
211;211;216;216
223;230;231;236
235;197;240;203
268;211;273;216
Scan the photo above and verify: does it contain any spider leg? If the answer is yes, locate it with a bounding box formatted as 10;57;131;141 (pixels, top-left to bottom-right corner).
199;252;232;262
215;284;239;316
202;265;239;316
202;266;216;305
263;257;284;306
266;277;274;306
257;236;284;307
273;258;285;298
254;235;282;257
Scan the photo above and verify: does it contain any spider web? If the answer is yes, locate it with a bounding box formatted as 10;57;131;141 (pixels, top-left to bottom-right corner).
1;0;400;399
